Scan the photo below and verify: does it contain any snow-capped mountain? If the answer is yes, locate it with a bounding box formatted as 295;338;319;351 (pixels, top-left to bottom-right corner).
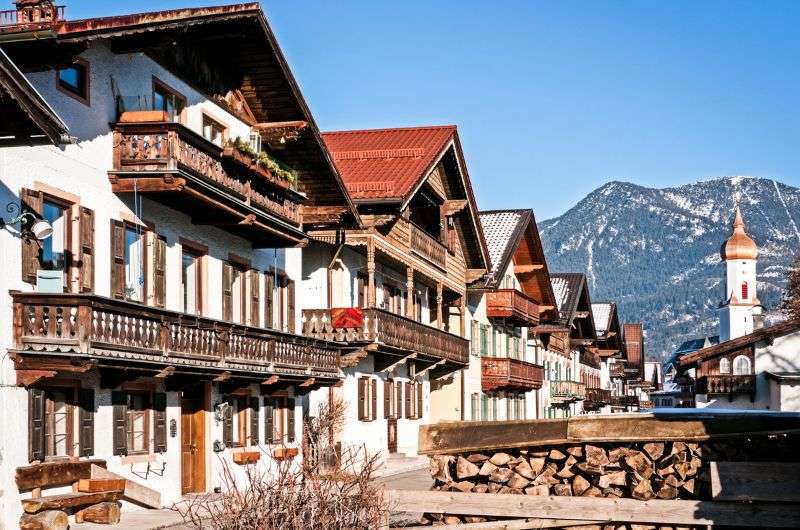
539;176;800;361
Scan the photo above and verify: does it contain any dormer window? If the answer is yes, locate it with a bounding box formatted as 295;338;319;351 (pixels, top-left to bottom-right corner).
57;60;89;104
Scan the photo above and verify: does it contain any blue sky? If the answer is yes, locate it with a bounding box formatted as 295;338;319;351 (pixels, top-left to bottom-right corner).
68;0;800;219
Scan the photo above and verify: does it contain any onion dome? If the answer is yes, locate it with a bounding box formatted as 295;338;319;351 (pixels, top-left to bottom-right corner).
720;207;758;260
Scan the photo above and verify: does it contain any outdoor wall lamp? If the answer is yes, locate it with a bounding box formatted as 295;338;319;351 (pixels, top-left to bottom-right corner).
0;202;53;240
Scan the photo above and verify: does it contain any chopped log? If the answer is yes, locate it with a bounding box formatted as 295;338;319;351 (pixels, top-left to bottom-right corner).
556;462;575;479
598;470;626;489
489;453;512;466
567;446;584;458
548;449;567;461
76;478;126;493
472;484;488;493
16;460;106;492
76;502;121;524
656;483;678;500
643;442;665;461
573;475;591;496
21;491;122;514
479;461;497;477
524;485;550;496
671;441;686;455
457;457;480;479
623;451;653;480
681;478;698;495
529;457;546;476
467;453;489;464
553;483;572;496
514;459;535;479
582;486;603;497
432;455;455;482
452;481;474;493
487;482;502;493
575;462;603;476
488;467;514;484
443;515;462;524
19;510;68;530
631;479;654;501
585;445;609;467
608;447;634;463
506;473;531;490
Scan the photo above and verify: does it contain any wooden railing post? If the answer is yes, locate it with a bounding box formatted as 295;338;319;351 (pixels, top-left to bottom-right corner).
76;301;92;354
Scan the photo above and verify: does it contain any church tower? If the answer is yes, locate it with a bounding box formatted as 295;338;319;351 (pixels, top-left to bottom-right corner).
718;207;760;341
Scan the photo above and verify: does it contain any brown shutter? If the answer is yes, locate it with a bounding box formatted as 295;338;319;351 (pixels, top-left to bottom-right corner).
417;382;423;419
405;382;412;419
28;388;46;462
286;398;295;443
78;388;95;457
357;378;366;421
20;188;43;284
111;391;128;456
222;397;234;447
263;397;274;444
153;392;167;453
222;263;233;321
383;380;391;419
397;382;403;419
264;273;274;329
110;220;125;299
249;269;260;327
357;274;365;308
77;207;94;292
249;396;259;446
370;379;377;421
153;234;166;308
287;279;296;333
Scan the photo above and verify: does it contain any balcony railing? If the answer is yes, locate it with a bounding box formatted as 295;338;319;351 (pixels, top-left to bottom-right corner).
12;292;340;377
549;380;586;402
610;395;640;408
486;289;539;326
301;307;468;365
0;5;64;30
110;120;302;227
610;363;625;378
696;374;756;395
481;357;544;392
585;387;611;405
409;222;447;270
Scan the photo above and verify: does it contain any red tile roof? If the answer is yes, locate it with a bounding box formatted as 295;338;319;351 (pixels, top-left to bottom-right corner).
321;126;456;201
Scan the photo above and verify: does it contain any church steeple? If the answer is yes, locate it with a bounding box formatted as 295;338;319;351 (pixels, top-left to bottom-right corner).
718;206;759;341
720;206;758;261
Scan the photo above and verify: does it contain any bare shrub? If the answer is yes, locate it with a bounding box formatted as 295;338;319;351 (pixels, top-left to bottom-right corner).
175;399;387;529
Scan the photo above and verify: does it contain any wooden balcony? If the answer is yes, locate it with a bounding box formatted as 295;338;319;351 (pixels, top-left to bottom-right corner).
549;380;586;402
610;363;625;378
485;289;539;327
696;375;756;396
585;387;611;406
409;222;447;270
610;395;640;408
301;308;469;371
108;119;306;247
11;292;340;386
480;357;544;393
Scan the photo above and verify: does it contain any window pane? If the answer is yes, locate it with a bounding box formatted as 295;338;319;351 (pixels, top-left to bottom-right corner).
182;253;197;314
41;201;66;271
232;269;243;323
58;65;85;96
124;227;144;302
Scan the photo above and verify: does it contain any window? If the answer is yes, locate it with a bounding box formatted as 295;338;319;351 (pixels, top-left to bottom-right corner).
741;282;749;300
124;226;145;302
384;380;397;419
356;272;368;308
382;283;402;315
44;389;74;458
470;321;480;356
264;396;295;444
480;394;489;420
719;357;731;374
223;262;247;324
202;114;226;146
181;249;202;315
479;324;489;357
57;60;89;104
152;78;186;122
357;377;376;421
470;393;479;421
733;355;751;375
40;199;70;284
126;392;150;454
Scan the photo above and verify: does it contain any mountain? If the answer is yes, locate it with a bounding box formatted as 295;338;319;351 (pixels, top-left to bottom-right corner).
538;176;800;361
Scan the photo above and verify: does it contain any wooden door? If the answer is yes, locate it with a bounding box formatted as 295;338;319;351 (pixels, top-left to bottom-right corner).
181;386;206;495
387;418;397;453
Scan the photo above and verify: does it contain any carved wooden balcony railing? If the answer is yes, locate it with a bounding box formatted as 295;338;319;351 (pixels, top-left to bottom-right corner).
610;395;640;408
639;400;654;409
485;289;539;327
0;5;64;30
481;357;544;392
12;292;340;379
696;374;756;395
109;119;304;245
610;363;625;378
409;222;447;270
301;308;468;366
549;380;586;402
585;387;611;405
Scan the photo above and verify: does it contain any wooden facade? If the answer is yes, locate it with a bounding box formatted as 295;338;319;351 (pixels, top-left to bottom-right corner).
480;357;544;393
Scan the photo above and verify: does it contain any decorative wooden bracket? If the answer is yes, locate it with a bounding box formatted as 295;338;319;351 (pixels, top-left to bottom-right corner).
213;371;231;382
514;264;544;274
154;366;175;379
261;375;279;386
17;369;58;387
340;348;369;368
375;353;417;373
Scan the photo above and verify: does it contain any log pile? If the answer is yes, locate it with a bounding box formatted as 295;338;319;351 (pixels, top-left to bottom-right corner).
422;436;799;528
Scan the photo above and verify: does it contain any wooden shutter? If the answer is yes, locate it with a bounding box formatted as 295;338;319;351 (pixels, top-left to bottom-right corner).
20;188;43;284
370;379;377;421
78;388;95;457
286;398;295;442
404;382;412;419
287;279;296;333
28;388;46;462
222;397;234;447
222;263;233;321
357;274;365;308
77;207;94;292
357;378;366;421
263;397;275;444
111;391;128;456
416;383;423;419
471;321;479;355
383;380;391;419
249;396;259;446
110;220;125;299
396;382;404;419
249;270;260;327
264;273;274;329
153;234;166;308
153;392;167;453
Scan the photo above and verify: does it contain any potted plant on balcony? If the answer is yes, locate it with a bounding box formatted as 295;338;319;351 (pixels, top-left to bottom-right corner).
222;137;296;190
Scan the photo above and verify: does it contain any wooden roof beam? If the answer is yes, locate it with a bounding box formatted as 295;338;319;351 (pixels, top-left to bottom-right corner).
514;264;543;274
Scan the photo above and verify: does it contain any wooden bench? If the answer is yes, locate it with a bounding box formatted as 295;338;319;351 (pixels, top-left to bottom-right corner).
16;460;124;528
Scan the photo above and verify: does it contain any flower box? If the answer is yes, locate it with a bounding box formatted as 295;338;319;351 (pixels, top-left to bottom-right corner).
272;447;299;461
221;146;291;191
232;451;261;465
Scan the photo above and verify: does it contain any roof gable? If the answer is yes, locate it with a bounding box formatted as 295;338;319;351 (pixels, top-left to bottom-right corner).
551;272;597;340
679;319;800;367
